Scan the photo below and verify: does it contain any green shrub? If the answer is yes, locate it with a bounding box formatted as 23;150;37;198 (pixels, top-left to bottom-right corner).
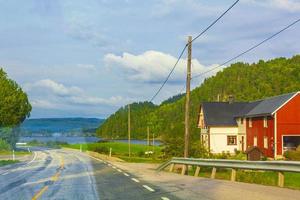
284;150;300;161
94;146;109;154
0;139;10;150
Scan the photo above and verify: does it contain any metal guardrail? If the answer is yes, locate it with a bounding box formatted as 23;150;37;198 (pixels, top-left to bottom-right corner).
157;157;300;187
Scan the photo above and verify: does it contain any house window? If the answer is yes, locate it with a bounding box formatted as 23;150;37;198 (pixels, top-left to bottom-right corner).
264;136;268;149
263;117;268;128
227;136;237;145
240;118;244;124
249;118;252;128
254;136;257;146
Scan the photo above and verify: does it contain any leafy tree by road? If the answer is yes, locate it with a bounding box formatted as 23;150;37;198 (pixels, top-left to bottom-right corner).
0;68;31;148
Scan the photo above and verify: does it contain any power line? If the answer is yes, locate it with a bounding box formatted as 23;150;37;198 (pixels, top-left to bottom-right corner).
149;45;187;102
149;0;240;102
191;0;240;44
192;18;300;79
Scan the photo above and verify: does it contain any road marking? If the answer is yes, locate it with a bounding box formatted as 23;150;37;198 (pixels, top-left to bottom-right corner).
123;173;129;176
117;169;122;172
143;185;155;192
27;152;37;165
112;166;116;169
31;186;49;200
2;172;8;175
31;155;64;200
161;197;170;200
108;164;112;166
131;178;140;183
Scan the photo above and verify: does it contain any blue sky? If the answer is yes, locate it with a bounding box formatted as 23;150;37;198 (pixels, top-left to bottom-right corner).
0;0;299;118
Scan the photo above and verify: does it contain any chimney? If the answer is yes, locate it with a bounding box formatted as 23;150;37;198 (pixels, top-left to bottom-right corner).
228;95;234;104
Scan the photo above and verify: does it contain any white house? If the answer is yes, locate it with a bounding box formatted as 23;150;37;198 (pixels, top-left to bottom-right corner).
197;102;257;154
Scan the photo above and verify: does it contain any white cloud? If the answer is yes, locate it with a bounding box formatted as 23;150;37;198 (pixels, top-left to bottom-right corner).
104;50;218;83
245;0;300;12
25;79;131;110
25;79;82;97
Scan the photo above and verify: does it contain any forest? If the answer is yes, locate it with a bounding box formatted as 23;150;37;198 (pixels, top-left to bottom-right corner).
97;55;300;154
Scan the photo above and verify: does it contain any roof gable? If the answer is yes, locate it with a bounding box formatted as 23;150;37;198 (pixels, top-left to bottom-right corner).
244;92;298;117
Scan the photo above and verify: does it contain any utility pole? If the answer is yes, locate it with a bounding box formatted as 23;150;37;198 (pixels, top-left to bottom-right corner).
128;104;131;158
147;126;150;146
152;132;155;152
184;36;192;158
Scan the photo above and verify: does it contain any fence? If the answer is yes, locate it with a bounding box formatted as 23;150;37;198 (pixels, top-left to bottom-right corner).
157;157;300;187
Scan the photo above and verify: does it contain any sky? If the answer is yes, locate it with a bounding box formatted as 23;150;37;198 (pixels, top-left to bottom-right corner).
0;0;299;119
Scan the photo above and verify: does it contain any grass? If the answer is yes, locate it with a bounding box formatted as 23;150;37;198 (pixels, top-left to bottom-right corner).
0;160;19;167
0;150;31;156
62;142;164;163
185;166;300;190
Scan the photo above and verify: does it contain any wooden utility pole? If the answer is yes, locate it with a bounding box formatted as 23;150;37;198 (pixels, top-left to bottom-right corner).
128;104;131;157
184;36;192;158
147;126;150;146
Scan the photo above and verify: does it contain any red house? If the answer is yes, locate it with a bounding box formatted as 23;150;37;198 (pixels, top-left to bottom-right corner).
242;92;300;159
198;92;300;159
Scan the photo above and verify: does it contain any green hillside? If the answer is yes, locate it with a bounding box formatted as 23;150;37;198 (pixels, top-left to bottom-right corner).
97;55;300;146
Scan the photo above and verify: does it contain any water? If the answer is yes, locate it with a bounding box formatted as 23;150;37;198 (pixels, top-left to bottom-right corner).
20;136;100;144
19;136;162;146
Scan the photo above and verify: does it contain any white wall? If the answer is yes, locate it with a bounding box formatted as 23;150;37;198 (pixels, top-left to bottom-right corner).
209;127;239;153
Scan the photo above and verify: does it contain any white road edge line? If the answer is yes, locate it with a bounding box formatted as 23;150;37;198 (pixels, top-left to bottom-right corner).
123;173;129;176
161;197;170;200
131;178;140;183
117;169;122;172
2;172;9;175
143;185;155;192
112;166;116;169
26;151;37;165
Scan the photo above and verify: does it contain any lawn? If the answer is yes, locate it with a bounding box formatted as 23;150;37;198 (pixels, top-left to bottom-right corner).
62;142;164;163
0;160;19;167
0;150;31;156
184;166;300;190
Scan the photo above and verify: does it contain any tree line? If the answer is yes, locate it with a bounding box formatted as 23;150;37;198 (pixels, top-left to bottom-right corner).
97;55;300;156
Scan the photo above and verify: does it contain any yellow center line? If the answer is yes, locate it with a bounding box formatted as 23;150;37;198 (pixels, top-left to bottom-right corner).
31;186;49;200
31;156;64;200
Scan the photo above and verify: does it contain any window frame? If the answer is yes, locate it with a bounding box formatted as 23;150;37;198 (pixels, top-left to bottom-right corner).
227;135;237;146
263;136;268;149
263;116;268;128
254;136;257;146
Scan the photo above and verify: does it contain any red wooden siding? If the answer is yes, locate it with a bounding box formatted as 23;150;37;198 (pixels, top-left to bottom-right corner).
246;117;274;157
276;93;300;155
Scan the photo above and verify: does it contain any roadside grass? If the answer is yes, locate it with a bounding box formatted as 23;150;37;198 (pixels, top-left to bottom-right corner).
0;160;19;167
62;142;164;163
186;166;300;190
0;150;31;156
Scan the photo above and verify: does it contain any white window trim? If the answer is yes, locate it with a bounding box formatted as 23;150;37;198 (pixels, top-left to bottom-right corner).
264;136;268;149
263;117;268;128
254;136;257;146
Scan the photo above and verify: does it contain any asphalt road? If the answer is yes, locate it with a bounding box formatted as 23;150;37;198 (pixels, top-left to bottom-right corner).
0;147;179;200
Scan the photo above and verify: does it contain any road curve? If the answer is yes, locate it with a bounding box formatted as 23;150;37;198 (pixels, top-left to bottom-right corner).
0;147;179;200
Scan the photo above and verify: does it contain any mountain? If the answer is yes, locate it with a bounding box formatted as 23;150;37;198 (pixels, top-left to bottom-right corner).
21;118;104;136
97;55;300;143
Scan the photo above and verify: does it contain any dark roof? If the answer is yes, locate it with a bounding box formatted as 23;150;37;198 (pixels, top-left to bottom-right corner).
202;102;249;126
201;92;299;127
243;92;297;117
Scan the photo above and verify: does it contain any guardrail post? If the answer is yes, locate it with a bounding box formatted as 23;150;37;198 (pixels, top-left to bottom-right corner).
194;166;200;177
231;168;237;181
211;167;216;179
181;165;187;175
278;172;284;187
169;163;174;172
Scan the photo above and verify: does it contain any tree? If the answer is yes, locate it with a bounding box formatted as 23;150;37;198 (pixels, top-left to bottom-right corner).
0;68;31;148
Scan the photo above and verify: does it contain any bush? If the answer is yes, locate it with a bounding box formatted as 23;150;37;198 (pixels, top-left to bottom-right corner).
284;150;300;161
94;146;109;154
0;139;10;150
